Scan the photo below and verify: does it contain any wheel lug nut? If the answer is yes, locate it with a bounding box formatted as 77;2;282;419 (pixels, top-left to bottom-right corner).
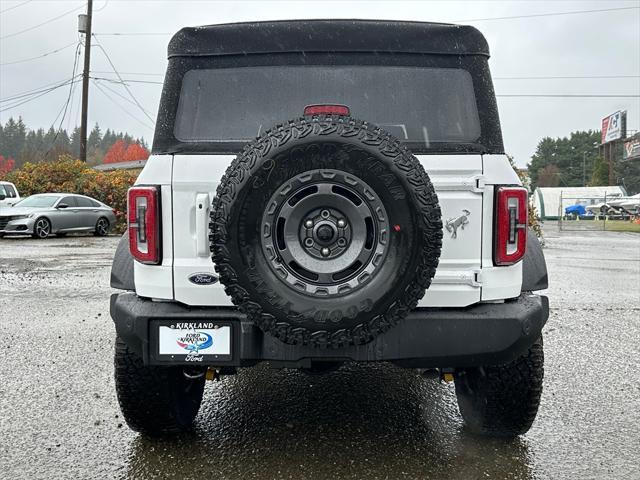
304;219;314;228
337;219;346;228
304;238;314;247
337;238;346;247
321;210;330;219
321;247;330;257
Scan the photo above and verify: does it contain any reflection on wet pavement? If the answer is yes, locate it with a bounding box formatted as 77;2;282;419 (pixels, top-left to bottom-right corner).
124;363;534;480
1;230;639;479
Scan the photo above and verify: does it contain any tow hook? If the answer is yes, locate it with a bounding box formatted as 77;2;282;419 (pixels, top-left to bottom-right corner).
421;368;455;383
441;369;455;383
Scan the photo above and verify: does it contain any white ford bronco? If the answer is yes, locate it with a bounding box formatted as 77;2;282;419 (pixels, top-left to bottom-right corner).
110;20;549;437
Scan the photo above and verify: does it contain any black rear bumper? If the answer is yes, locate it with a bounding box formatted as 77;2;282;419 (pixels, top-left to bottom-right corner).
111;292;548;368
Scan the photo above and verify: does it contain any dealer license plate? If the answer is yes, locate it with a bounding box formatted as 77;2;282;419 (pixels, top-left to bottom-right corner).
158;324;231;356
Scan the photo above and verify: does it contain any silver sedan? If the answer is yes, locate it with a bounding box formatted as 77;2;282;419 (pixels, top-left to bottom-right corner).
0;193;117;239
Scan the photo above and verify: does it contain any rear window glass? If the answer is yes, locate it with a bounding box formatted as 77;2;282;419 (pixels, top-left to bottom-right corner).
174;66;480;146
76;197;94;207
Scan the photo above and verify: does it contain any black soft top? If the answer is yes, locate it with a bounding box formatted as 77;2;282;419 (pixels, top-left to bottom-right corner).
168;19;490;58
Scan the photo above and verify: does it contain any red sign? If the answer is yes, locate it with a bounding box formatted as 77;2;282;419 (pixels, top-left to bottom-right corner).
623;136;640;161
601;111;625;144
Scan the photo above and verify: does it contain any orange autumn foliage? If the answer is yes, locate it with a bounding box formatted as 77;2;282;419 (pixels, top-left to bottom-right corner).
103;140;149;164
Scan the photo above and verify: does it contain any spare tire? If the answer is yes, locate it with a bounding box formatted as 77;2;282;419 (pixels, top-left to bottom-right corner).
210;114;442;348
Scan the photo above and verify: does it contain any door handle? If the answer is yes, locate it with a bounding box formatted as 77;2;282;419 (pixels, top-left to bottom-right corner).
195;193;210;257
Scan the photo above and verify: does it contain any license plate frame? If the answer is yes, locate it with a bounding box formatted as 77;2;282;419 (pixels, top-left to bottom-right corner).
151;320;234;364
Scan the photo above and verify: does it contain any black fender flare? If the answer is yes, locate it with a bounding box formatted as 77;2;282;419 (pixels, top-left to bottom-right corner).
521;229;548;292
111;231;135;291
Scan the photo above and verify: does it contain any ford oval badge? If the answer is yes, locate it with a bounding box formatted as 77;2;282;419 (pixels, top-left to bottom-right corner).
188;273;219;286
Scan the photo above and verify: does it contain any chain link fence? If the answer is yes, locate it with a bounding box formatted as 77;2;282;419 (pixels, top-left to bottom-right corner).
558;192;640;232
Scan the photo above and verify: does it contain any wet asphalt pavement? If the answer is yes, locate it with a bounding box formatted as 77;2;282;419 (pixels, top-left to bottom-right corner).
0;226;639;479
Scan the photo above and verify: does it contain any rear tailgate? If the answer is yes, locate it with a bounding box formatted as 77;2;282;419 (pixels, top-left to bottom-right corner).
172;155;233;306
171;154;484;307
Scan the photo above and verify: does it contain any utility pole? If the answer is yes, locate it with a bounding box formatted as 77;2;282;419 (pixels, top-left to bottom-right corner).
79;0;93;162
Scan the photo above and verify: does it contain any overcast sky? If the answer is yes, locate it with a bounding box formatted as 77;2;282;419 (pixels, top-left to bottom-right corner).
1;0;639;166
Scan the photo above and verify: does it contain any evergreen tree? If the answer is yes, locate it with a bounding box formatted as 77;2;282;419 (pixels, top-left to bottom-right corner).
69;127;81;158
589;156;609;186
528;130;600;189
88;123;102;151
0;117;153;170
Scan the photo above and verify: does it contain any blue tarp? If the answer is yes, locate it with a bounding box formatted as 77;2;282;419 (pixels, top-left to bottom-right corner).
565;204;586;215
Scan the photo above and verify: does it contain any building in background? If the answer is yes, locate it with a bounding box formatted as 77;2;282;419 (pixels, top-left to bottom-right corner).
533;186;627;220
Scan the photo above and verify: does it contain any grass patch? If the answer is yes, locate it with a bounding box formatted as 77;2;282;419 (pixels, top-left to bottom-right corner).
559;220;640;233
603;220;640;233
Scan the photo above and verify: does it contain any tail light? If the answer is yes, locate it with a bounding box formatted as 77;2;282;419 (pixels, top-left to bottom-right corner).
304;104;350;116
494;186;528;266
128;186;161;264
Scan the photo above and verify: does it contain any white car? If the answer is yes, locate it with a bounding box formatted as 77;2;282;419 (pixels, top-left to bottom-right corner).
109;20;549;438
0;181;20;208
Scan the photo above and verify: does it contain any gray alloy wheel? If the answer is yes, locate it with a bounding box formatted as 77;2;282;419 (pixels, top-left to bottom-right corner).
94;217;110;237
261;169;390;297
33;218;51;239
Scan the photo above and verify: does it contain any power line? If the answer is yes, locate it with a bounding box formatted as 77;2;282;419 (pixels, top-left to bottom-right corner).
94;0;109;13
91;79;155;131
93;31;172;36
496;94;639;98
0;79;81;113
92;77;639;97
43;43;83;157
91;76;163;85
0;0;33;14
91;70;164;77
93;78;152;110
494;75;640;80
65;75;81;132
0;77;80;106
92;5;640;36
0;4;85;40
91;35;156;121
452;5;640;22
0;41;78;66
91;72;638;81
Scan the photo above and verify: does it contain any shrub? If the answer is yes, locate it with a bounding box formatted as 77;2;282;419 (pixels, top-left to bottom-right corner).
508;155;543;242
0;155;15;178
5;156;137;233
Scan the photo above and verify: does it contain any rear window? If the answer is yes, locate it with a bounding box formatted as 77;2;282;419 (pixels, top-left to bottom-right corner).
174;66;481;146
76;197;95;208
0;184;17;198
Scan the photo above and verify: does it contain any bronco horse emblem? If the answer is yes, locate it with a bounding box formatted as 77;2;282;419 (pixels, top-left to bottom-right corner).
445;209;471;239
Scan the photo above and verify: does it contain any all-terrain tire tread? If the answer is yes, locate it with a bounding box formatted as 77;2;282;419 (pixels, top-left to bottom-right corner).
210;115;442;348
114;337;205;435
455;338;544;437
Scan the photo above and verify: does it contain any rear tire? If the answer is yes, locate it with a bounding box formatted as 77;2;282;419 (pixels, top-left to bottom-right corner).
454;337;544;437
114;337;206;436
94;217;110;236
